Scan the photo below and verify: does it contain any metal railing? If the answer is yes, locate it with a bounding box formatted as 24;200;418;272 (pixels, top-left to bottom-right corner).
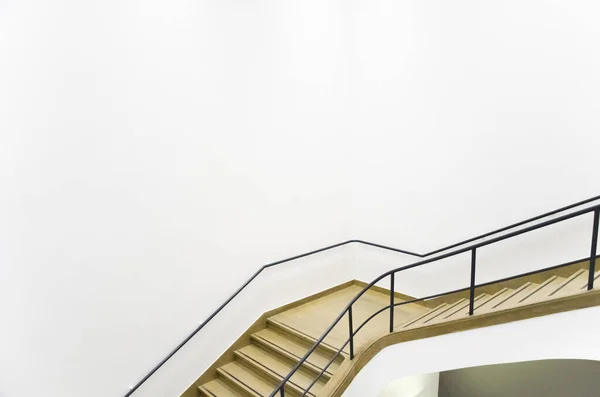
125;194;600;396
269;201;600;397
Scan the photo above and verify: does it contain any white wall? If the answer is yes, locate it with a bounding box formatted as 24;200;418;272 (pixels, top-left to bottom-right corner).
343;305;600;397
2;0;600;397
0;1;354;396
379;373;439;397
349;0;600;298
350;0;600;254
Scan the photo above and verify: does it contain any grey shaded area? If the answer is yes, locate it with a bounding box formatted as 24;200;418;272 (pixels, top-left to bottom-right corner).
439;359;600;397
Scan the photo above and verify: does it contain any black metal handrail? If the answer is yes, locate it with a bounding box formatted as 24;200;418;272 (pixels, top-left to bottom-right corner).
124;240;421;396
125;194;600;396
269;201;600;397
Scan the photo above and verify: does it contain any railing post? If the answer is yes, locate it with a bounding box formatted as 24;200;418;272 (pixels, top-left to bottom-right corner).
588;209;599;291
348;305;354;359
389;273;395;333
469;248;477;315
280;387;285;397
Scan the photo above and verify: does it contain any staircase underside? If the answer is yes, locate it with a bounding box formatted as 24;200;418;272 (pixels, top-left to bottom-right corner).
185;259;600;397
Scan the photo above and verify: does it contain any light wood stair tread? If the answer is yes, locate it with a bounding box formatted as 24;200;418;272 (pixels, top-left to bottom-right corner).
475;288;514;314
199;378;248;397
266;318;346;358
518;275;565;304
252;328;338;376
423;298;468;325
549;269;588;297
445;294;490;320
491;282;539;310
218;362;277;397
401;303;449;329
579;269;600;291
235;345;324;395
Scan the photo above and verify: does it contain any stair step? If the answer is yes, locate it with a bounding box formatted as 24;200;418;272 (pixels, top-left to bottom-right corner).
548;269;588;298
218;362;282;397
251;329;337;377
235;345;323;396
199;377;248;397
475;288;513;314
401;303;450;329
491;282;539;310
579;270;600;291
444;294;491;320
423;299;468;325
266;318;347;359
518;276;566;304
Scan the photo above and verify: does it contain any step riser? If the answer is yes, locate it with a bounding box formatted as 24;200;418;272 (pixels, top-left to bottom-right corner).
524;276;573;304
217;368;264;397
266;319;346;363
491;283;537;310
234;349;322;397
250;336;333;380
402;303;449;328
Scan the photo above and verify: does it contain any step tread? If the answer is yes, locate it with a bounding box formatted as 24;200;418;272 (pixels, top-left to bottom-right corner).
401;303;449;328
199;378;249;397
236;345;323;395
445;294;490;320
549;269;588;297
578;269;600;291
518;276;565;304
252;328;338;376
423;298;468;325
475;288;513;314
491;282;539;310
218;362;275;397
266;318;346;358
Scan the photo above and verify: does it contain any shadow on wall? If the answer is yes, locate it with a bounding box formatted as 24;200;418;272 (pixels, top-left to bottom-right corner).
378;373;440;397
439;359;600;397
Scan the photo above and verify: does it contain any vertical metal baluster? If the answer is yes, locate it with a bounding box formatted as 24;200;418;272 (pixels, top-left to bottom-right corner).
469;248;477;315
280;386;285;396
588;209;599;290
389;273;395;333
348;305;354;359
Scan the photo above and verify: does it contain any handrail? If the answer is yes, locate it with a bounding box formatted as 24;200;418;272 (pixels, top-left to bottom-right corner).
124;240;421;396
423;194;600;256
125;194;600;396
269;200;600;397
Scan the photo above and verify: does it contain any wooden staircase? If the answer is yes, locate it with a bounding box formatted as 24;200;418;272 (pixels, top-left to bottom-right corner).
188;263;600;397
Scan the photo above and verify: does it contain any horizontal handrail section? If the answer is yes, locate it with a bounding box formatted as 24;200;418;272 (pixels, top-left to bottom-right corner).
269;202;600;397
125;194;600;396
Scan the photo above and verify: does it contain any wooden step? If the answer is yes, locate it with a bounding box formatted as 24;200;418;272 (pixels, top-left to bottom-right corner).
475;288;514;314
218;361;283;397
401;303;450;329
490;282;539;310
235;345;323;396
251;329;337;378
198;377;248;397
548;269;588;298
266;318;346;359
518;276;566;304
444;294;491;320
578;270;600;291
423;299;468;325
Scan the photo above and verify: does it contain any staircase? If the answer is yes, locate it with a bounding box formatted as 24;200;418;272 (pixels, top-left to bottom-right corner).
191;264;599;397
